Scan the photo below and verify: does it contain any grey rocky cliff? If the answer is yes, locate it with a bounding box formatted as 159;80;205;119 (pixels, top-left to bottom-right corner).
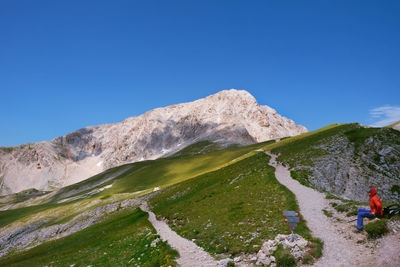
281;125;400;203
0;89;307;195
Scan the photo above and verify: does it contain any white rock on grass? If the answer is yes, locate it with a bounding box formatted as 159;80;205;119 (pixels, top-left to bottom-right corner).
234;256;242;262
219;258;233;266
150;238;160;247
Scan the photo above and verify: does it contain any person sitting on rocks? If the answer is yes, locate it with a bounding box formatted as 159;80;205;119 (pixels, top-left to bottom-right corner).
353;187;383;233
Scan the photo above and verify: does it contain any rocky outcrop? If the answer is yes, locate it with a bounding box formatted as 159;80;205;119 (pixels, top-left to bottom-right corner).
0;89;307;195
278;124;400;203
255;234;309;266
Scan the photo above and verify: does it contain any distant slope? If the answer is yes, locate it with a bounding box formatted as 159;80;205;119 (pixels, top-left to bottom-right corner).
385;120;400;131
0;208;179;267
49;140;273;203
265;123;400;202
0;141;270;228
0;89;307;195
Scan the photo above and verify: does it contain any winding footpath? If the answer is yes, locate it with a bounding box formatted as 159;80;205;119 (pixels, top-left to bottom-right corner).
266;152;375;267
138;151;397;267
140;201;219;267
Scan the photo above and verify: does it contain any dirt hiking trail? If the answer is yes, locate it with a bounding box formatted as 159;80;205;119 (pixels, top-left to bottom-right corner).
140;201;219;267
137;152;399;267
266;152;376;267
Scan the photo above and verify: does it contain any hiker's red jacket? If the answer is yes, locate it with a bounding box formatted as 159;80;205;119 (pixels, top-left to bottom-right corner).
369;187;383;217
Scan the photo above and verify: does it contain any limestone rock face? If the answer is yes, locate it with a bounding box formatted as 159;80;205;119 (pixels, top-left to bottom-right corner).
284;125;400;203
0;89;307;195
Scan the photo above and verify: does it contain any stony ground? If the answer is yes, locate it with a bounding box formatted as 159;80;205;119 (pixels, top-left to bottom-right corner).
321;189;400;267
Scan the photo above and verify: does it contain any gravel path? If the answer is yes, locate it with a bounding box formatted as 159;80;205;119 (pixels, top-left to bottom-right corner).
266;152;375;267
140;201;219;267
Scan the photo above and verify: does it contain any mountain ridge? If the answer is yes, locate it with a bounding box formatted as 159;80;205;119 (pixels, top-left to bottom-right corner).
0;89;307;195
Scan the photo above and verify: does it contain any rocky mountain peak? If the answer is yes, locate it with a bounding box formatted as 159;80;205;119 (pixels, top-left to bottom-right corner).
0;89;307;195
204;89;258;104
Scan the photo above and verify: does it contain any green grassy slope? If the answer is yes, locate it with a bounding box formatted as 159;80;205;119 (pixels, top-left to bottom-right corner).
54;140;273;200
0;141;271;228
267;123;353;166
0;189;49;208
0;208;178;267
149;152;321;260
168;140;228;157
0;139;323;266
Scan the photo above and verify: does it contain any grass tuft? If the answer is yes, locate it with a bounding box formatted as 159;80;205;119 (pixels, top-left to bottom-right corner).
322;209;332;217
273;244;296;267
290;170;313;188
365;219;389;239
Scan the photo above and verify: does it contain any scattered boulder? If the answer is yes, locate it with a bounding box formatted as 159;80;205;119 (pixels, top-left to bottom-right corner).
233;256;242;262
150;237;160;247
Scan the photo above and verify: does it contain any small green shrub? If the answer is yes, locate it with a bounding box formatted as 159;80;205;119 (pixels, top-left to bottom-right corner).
346;208;358;217
322;209;332;217
334;204;355;213
308;238;323;259
302;256;312;264
273;244;296;267
290;170;313;188
334;204;348;212
390;185;400;195
0;147;14;153
227;261;235;267
299;237;324;265
100;194;111;200
365;219;389;238
325;194;341;200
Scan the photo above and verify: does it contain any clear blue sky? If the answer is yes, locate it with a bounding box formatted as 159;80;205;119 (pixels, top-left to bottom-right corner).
1;0;399;147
